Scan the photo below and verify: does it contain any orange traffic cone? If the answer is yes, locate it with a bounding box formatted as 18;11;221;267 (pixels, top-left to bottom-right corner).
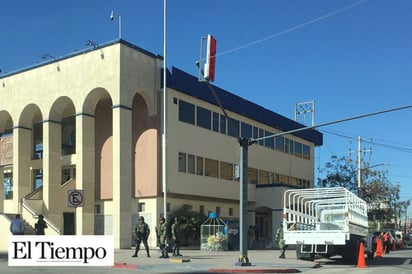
375;238;383;258
357;242;368;268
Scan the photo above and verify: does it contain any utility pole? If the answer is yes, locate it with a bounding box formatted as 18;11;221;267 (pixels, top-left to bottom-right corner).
356;136;372;191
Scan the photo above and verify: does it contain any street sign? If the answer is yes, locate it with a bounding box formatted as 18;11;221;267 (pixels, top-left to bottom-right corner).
67;189;84;207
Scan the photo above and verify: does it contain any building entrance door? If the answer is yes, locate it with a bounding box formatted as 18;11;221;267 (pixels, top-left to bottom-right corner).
63;212;75;235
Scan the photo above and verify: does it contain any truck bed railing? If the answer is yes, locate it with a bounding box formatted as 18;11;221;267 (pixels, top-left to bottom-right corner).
283;187;368;231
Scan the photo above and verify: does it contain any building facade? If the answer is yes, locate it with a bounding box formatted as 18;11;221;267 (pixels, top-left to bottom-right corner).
0;40;322;251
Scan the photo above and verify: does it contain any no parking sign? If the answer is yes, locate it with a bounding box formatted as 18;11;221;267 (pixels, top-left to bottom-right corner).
67;189;84;207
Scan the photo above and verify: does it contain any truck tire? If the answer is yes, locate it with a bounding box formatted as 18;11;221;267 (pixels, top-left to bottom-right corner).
342;240;358;264
296;245;315;261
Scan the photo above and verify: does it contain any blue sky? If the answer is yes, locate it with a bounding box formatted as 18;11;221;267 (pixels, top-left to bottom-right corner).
1;0;412;216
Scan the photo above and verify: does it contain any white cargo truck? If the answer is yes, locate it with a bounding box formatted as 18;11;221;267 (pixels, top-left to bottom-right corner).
282;187;375;263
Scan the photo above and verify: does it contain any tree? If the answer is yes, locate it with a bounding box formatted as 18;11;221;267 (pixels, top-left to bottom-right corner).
317;155;402;226
168;206;208;246
317;155;358;193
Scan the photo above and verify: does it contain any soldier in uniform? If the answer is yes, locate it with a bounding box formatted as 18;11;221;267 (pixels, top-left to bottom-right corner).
275;223;286;259
172;217;182;256
157;217;169;258
132;216;151;258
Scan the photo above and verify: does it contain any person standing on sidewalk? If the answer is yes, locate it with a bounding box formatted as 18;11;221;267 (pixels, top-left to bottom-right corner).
157;217;169;258
132;216;151;258
275;223;286;259
10;214;25;235
35;214;47;235
172;217;182;256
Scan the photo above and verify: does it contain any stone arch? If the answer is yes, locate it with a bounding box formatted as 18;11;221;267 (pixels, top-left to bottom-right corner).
132;93;159;197
49;97;76;156
19;104;43;160
83;88;113;200
0;110;13;133
83;87;111;115
19;104;43;128
134;89;156;116
49;96;76;122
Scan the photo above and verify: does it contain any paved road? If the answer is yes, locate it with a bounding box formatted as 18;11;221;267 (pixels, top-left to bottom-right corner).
1;247;318;273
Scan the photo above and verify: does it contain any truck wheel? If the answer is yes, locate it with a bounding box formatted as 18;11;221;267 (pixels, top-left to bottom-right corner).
342;240;358;264
296;245;315;261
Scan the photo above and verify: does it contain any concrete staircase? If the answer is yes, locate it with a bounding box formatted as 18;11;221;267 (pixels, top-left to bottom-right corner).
5;213;36;235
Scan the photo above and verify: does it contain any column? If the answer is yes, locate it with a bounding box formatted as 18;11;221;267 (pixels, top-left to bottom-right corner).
13;127;31;213
42;121;62;223
112;106;133;248
0;166;4;212
75;114;95;235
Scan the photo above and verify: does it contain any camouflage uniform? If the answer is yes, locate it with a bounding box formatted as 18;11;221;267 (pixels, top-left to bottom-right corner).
275;225;286;259
157;217;169;258
132;216;150;257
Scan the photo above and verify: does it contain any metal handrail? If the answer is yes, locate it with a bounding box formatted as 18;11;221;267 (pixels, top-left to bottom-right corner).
21;188;62;234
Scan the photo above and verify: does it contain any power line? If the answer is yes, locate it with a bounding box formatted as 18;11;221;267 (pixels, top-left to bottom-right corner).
216;0;368;58
321;128;412;154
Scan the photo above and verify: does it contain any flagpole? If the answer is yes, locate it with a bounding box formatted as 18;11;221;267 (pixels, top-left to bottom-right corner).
162;0;168;221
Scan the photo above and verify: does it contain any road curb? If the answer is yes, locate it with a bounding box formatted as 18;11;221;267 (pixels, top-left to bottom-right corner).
112;262;138;270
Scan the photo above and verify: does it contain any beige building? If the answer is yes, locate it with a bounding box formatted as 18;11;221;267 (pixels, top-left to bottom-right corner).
0;40;322;252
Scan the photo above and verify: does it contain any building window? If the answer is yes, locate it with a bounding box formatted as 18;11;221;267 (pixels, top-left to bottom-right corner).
178;152;186;172
4;171;13;200
303;144;310;160
200;205;205;215
205;158;218;178
167;203;171;212
294;142;302;157
279;174;289;185
253;126;259;140
178;100;195;125
268;172;275;184
183;204;193;211
216;206;221;216
258;170;269;184
275;136;284;151
62;166;76;185
220;161;233;181
228;118;239;138
220;114;227;135
138;203;146;212
32;122;43;159
197;106;211;130
290;177;298;186
33;169;43;190
196;156;204;175
94;204;101;214
61;116;76;155
241;122;252;138
265;131;274;149
258;128;264;146
188;154;195;174
229;208;234;217
287;139;294;155
212;112;219;132
248;168;258;184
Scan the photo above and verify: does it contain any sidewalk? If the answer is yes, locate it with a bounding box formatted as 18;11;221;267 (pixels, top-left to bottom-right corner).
113;248;320;273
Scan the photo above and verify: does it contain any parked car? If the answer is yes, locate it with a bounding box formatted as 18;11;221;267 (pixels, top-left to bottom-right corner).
403;234;411;246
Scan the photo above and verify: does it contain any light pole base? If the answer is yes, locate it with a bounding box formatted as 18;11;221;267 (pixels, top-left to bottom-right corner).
235;255;251;266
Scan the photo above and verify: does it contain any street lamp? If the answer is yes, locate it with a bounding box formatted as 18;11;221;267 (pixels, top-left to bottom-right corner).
110;10;122;39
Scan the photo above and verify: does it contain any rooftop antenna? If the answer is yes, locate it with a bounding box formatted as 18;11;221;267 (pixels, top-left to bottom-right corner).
294;100;315;126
